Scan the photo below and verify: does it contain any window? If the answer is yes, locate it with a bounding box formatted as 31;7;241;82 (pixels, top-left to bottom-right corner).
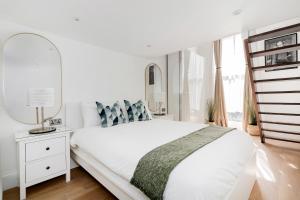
221;34;245;129
188;52;204;112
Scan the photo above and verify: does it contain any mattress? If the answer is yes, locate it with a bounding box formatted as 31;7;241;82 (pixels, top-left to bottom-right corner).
70;119;255;200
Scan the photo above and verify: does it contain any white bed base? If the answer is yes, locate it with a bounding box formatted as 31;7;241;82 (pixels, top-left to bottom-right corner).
71;147;148;200
66;102;256;200
71;147;256;200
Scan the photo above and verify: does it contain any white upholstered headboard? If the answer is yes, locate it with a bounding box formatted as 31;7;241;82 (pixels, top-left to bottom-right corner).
65;102;84;130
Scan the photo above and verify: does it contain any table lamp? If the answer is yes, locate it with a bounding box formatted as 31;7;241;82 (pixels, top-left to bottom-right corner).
28;88;56;134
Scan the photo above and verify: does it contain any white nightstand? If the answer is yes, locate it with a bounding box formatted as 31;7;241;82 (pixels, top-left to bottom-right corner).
152;114;174;120
15;127;72;200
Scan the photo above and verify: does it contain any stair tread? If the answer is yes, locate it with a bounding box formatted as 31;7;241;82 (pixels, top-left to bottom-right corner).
256;91;300;94
260;121;300;126
252;61;300;70
250;44;300;58
259;112;300;116
264;136;300;143
262;128;300;135
257;102;300;105
254;77;300;83
248;23;300;43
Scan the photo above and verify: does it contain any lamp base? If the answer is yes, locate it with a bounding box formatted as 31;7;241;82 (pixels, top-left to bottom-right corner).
29;126;56;134
153;113;166;116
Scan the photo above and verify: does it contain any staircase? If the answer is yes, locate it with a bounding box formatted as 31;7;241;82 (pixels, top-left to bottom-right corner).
244;23;300;143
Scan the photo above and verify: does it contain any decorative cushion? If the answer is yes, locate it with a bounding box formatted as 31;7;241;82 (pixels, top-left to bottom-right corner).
96;101;126;128
124;100;151;122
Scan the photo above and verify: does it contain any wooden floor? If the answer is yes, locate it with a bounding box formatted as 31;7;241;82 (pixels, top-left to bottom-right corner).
3;167;117;200
249;137;300;200
4;136;300;200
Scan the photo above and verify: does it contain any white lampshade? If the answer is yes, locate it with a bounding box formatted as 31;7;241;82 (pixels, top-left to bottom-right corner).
28;88;55;108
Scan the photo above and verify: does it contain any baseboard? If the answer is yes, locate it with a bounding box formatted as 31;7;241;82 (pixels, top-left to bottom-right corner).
2;171;18;191
70;158;78;169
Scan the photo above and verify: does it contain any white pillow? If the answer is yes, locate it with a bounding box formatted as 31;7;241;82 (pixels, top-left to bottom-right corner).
81;101;100;127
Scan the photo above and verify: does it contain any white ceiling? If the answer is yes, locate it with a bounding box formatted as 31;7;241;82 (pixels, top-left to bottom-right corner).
0;0;299;57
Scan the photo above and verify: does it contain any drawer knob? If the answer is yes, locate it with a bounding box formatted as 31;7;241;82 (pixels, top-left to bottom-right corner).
46;166;50;170
46;147;50;151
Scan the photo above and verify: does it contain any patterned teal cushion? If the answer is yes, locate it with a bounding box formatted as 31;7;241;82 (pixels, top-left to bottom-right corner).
96;101;126;128
124;100;150;122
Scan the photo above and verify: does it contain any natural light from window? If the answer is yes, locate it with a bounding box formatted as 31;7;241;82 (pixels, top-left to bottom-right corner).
221;34;246;129
188;52;204;122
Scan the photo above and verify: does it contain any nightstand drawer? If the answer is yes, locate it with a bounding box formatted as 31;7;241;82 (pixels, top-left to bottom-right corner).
26;154;66;183
26;137;66;162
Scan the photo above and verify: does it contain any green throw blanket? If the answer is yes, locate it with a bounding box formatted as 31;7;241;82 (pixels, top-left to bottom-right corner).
130;125;235;200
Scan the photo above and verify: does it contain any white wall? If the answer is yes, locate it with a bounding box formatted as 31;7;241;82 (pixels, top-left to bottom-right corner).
0;20;166;190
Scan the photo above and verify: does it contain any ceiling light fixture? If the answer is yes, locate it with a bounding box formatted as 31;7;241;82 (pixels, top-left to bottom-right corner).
232;9;242;16
146;45;152;48
74;17;80;22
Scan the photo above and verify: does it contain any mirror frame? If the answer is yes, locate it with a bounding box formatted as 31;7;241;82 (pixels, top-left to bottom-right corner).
1;32;63;125
144;63;162;107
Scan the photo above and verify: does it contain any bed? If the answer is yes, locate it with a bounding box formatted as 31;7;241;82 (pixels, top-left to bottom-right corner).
66;102;256;200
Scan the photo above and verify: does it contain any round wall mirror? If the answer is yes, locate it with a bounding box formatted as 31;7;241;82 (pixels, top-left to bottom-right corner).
145;63;162;113
2;33;62;124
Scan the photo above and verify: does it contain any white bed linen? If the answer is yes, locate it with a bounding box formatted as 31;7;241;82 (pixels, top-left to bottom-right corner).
70;119;255;200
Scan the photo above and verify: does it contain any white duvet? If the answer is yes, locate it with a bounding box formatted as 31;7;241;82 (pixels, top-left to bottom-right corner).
70;119;255;200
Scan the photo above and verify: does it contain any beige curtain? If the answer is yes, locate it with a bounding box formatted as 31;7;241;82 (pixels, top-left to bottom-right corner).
242;68;253;131
213;40;228;127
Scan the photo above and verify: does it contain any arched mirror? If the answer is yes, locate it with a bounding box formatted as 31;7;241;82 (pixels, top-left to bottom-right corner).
145;63;163;113
2;33;62;124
